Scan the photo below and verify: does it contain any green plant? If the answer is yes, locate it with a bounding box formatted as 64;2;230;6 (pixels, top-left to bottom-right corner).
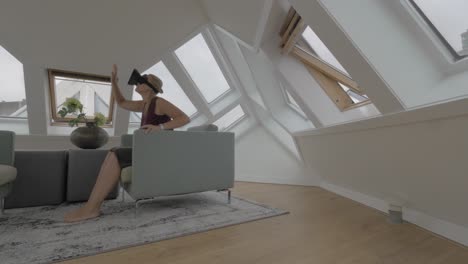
58;98;107;127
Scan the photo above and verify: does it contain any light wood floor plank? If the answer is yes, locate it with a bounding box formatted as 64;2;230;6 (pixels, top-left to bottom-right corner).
60;182;468;264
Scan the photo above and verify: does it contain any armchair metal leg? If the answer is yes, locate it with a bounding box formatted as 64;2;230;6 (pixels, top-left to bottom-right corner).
217;189;231;204
121;187;125;203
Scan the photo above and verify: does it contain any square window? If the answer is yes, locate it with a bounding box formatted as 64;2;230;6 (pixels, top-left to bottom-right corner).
175;33;231;103
213;105;245;131
48;69;114;125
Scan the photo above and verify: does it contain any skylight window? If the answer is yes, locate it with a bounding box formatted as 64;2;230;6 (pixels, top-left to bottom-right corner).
302;26;349;75
409;0;468;59
132;61;197;120
0;45;27;118
175;34;231;103
338;83;369;104
213;105;245;131
48;70;114;125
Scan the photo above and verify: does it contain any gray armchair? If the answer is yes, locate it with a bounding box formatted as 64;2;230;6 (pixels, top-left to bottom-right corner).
119;129;234;209
0;131;17;215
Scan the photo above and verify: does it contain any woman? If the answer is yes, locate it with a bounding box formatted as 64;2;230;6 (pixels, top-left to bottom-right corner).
64;64;190;222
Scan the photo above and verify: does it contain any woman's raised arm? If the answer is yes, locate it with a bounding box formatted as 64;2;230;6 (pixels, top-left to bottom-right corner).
111;64;143;112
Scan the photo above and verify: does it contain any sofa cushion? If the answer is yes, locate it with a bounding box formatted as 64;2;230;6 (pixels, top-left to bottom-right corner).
121;166;133;184
0;165;16;186
186;124;218;132
67;149;118;202
6;150;68;209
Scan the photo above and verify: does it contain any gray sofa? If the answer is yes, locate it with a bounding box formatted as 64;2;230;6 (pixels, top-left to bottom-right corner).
5;150;68;209
120;129;235;204
5;150;118;209
5;125;233;209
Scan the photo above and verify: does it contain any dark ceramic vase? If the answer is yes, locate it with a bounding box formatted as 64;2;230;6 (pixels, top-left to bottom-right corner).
70;122;109;149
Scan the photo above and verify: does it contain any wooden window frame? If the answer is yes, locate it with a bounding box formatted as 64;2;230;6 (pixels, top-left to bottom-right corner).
48;69;115;127
279;8;371;112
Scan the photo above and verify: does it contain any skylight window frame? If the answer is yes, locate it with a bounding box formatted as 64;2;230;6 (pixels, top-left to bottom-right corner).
299;27;351;78
404;0;468;62
202;28;239;104
173;29;235;106
280;8;372;112
280;82;308;120
212;104;247;132
48;69;115;127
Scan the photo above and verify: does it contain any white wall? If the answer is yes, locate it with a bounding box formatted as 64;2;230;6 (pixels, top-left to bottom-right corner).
213;23;313;159
296;98;468;230
236;125;318;186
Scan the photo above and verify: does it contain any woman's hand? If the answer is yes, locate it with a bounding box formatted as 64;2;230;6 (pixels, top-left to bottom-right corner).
111;64;119;84
140;124;161;134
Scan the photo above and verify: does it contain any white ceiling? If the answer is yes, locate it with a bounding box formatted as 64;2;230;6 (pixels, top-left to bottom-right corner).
200;0;273;50
0;0;208;75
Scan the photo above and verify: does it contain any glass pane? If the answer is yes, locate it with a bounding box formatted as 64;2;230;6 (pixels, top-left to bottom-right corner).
412;0;468;56
129;112;142;123
285;90;301;109
132;61;197;118
175;34;231;103
0;45;27;118
55;76;111;118
338;83;368;104
302;26;350;75
213;105;245;131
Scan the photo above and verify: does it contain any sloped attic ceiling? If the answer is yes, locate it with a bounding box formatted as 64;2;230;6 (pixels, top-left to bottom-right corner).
0;0;208;75
200;0;273;50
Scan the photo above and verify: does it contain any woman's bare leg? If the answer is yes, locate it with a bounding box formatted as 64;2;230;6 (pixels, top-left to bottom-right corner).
64;151;121;222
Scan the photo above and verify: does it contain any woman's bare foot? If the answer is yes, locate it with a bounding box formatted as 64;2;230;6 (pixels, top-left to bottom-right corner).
64;206;101;223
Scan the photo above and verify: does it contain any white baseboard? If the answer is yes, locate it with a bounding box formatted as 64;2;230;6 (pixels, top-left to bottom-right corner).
236;174;319;187
321;182;468;246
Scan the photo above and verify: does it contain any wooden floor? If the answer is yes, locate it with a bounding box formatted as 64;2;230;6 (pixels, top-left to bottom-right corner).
62;182;468;264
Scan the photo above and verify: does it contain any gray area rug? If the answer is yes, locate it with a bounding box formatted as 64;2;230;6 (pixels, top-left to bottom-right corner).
0;191;287;264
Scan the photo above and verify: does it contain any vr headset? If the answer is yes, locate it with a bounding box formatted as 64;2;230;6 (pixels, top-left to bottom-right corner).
128;69;159;94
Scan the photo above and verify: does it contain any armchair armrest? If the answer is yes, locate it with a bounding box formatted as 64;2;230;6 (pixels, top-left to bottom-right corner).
125;130;235;200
